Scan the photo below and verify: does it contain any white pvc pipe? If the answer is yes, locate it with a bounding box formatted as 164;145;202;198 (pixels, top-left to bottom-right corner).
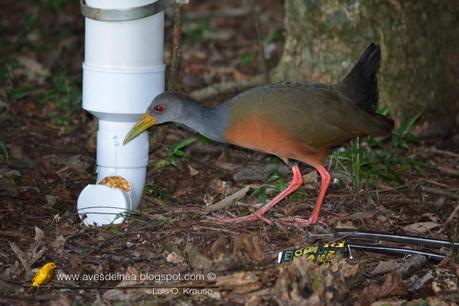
77;0;165;225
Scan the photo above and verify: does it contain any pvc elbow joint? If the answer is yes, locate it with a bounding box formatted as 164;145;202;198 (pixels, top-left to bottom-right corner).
77;121;150;225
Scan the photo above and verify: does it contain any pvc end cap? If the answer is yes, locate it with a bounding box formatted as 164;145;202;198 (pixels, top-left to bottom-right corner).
77;184;131;226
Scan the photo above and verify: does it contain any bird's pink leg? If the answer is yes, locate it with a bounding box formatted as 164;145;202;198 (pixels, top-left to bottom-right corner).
307;165;331;224
217;164;304;224
278;165;332;227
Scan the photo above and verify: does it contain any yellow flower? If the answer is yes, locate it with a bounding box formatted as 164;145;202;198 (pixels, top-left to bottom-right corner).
28;262;57;293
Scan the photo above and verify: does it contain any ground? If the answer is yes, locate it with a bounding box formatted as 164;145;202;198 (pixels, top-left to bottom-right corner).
0;1;458;305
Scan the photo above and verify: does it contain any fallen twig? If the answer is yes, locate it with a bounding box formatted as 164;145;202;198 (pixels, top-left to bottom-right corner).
191;225;242;234
421;147;459;159
421;186;459;200
420;178;454;189
437;166;459;177
205;184;258;212
439;202;459;233
0;230;34;241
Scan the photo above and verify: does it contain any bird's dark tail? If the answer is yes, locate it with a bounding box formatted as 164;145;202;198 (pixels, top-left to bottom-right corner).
334;43;381;114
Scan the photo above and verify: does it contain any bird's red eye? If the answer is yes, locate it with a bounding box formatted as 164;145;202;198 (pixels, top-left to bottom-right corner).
153;104;165;113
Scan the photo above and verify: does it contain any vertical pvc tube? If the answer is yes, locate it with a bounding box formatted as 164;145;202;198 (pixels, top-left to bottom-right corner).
77;0;165;225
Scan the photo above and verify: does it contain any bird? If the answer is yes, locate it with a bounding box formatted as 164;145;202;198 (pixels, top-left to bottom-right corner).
123;43;394;226
28;262;57;293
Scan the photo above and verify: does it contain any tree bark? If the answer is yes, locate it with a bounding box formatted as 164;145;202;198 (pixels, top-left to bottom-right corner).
274;0;459;122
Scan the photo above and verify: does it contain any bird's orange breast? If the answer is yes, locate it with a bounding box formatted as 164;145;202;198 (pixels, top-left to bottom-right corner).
224;113;327;166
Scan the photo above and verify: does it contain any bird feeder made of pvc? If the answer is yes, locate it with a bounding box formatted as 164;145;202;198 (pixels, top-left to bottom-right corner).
77;0;170;225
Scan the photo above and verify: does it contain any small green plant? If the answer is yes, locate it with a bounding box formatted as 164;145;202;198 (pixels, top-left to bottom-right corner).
17;15;39;48
198;135;210;144
350;137;362;191
51;114;71;127
0;59;19;84
6;87;31;101
250;186;268;204
329;111;424;191
392;111;422;149
106;224;123;235
160;217;173;227
249;167;305;204
151;159;169;171
44;0;72;12
268;167;305;200
167;138;195;167
267;172;287;193
144;185;170;202
0;59;31;103
38;71;81;113
185;16;213;43
239;52;254;67
262;29;284;44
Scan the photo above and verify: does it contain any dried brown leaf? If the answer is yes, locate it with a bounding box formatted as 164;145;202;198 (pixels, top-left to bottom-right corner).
233;234;266;263
209;178;231;196
185;244;212;272
216;271;261;291
34;226;44;242
408;271;433;291
371;259;400;275
396;255;427;277
210;237;231;261
303;170;318;185
355;272;407;303
51;235;66;250
166;252;185;264
431;269;458;294
9;242;29;273
187;164;199;176
17;56;50;84
403;222;440;234
335;220;358;229
214;160;241;171
274;259;359;305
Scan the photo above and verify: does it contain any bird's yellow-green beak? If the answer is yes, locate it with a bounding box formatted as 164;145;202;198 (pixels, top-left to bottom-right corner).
123;113;157;145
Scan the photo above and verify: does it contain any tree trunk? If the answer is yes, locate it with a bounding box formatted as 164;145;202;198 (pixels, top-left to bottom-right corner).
273;0;459;123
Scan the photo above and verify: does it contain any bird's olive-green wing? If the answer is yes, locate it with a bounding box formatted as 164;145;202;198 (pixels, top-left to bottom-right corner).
227;81;388;150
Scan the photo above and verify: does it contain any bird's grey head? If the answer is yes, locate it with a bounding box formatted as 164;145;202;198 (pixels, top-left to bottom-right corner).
123;92;197;145
145;92;188;124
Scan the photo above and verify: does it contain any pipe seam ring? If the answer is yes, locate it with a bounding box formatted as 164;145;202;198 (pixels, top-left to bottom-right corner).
83;63;166;74
80;0;176;21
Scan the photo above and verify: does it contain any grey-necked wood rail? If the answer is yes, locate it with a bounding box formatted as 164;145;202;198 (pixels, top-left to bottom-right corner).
124;43;394;226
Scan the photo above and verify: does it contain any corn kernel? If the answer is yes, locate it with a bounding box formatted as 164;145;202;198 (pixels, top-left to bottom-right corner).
99;176;131;192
